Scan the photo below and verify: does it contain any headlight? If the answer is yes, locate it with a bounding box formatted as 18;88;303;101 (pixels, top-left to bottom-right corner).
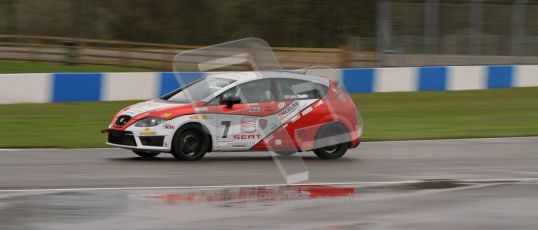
134;117;166;127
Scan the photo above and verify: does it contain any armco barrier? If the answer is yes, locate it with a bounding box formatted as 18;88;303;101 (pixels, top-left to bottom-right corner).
1;65;537;104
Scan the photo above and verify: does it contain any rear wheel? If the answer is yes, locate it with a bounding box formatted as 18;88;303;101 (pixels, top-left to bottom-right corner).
132;150;160;158
313;123;350;160
171;124;209;161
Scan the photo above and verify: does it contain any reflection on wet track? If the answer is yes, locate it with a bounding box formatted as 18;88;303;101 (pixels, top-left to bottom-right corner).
142;185;357;207
3;180;537;230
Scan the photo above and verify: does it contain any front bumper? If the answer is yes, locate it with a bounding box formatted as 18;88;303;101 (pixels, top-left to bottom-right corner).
106;129;171;152
108;130;136;146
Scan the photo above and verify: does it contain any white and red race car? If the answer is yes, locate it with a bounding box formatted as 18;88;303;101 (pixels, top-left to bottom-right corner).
104;71;362;160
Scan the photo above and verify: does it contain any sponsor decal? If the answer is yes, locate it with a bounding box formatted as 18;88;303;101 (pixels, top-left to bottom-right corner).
161;113;172;118
117;116;129;124
139;131;157;136
194;107;208;112
278;101;299;119
164;124;175;129
233;134;261;140
139;127;156;136
275;139;282;145
241;117;256;133
277;102;286;110
258;119;268;130
314;100;324;107
301;106;313;116
189;115;208;120
283;94;308;99
249;106;260;113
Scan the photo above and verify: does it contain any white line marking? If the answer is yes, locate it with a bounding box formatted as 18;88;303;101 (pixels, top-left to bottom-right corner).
364;136;538;144
1;178;537;193
0;148;118;151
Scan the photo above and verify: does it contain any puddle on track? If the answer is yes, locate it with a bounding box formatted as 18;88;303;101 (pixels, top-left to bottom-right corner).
0;180;490;229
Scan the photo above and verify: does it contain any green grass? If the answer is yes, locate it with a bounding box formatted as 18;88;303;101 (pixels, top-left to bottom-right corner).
0;60;150;74
0;88;537;148
354;87;538;140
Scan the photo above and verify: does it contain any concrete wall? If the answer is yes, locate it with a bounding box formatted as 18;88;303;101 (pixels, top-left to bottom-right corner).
1;65;537;104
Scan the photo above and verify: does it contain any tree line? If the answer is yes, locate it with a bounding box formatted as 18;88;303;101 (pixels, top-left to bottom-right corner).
0;0;376;48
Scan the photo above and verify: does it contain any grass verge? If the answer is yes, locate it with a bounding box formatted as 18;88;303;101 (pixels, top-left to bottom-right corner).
0;87;537;148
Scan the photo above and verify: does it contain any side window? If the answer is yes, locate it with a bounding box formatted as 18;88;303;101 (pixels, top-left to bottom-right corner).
221;87;237;100
274;79;328;100
209;79;274;105
236;79;273;103
207;86;237;105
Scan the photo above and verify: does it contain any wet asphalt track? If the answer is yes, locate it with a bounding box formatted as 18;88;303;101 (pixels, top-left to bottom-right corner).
1;137;537;229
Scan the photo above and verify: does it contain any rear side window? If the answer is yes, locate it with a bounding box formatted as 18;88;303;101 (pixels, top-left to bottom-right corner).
273;79;328;100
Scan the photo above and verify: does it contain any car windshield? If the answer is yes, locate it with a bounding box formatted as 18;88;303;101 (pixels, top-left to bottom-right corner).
166;77;235;102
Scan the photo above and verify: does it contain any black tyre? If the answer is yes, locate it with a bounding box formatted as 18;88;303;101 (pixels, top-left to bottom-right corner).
132;150;160;158
171;124;210;161
313;123;350;160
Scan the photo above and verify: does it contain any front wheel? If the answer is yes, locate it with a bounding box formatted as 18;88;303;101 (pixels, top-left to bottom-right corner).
171;125;209;161
132;150;160;158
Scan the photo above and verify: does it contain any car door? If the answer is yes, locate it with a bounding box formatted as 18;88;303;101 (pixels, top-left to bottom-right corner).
213;79;277;150
264;78;328;150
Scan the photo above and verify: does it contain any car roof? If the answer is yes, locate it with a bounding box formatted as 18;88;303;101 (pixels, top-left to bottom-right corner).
204;71;330;86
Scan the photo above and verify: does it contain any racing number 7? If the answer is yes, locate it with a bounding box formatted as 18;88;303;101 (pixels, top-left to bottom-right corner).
220;120;231;138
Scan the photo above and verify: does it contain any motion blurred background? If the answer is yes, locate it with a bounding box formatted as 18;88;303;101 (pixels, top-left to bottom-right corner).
0;0;537;148
3;0;538;68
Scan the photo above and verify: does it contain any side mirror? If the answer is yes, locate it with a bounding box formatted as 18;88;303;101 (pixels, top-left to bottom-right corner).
222;96;241;109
